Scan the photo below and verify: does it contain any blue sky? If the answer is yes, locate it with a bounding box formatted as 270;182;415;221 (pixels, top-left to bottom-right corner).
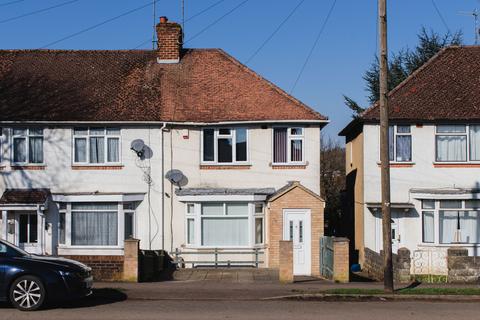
1;0;479;141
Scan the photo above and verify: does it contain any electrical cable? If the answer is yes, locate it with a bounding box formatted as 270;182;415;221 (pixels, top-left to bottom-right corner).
431;0;451;32
39;0;160;49
290;0;337;94
246;0;306;64
184;0;250;45
0;0;79;24
0;0;25;8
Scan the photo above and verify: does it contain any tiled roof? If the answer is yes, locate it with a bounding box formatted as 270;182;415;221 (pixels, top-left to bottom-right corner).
360;46;480;122
0;189;50;204
0;49;326;123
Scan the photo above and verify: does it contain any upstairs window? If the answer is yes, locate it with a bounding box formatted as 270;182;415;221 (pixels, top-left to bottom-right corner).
436;125;467;162
389;125;411;162
273;127;304;164
12;128;44;164
73;128;120;164
202;128;248;164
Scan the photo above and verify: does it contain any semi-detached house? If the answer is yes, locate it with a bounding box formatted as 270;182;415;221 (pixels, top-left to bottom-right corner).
340;46;480;277
0;17;327;277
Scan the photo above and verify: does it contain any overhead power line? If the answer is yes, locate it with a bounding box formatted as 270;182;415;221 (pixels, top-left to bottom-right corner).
0;0;25;8
0;0;80;24
431;0;451;32
132;0;227;49
40;0;160;49
246;0;306;64
184;0;251;45
290;0;337;94
185;0;226;23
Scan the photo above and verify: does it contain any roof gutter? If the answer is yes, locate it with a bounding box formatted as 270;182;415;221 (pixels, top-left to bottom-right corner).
0;119;329;126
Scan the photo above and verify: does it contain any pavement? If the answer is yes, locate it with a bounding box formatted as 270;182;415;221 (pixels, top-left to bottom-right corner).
2;300;480;320
2;268;480;319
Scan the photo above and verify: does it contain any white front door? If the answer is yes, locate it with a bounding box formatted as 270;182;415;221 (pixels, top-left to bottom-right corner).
16;212;40;254
283;209;311;276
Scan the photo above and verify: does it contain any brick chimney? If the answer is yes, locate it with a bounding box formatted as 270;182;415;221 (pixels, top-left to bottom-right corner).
156;16;183;64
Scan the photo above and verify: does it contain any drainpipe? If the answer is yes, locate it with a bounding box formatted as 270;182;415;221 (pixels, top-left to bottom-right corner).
160;122;167;252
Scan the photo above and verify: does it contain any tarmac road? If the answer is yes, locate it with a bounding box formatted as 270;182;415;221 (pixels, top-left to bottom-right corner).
1;299;479;320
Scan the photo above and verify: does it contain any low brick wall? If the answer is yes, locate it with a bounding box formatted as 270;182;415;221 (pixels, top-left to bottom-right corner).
62;255;124;281
333;237;350;283
362;247;411;283
447;248;480;283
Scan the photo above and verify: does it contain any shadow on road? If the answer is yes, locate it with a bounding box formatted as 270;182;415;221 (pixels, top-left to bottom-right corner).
0;288;127;310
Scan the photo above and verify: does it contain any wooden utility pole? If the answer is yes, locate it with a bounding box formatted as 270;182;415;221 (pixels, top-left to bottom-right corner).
378;0;394;293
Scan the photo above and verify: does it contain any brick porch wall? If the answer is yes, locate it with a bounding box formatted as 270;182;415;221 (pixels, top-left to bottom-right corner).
267;186;324;277
62;255;124;281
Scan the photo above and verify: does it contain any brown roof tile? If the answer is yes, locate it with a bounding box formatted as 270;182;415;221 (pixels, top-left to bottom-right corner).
360;46;480;122
0;49;326;123
0;189;50;204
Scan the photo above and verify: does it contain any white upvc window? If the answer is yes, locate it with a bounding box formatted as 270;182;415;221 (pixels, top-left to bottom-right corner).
185;202;264;248
12;127;44;164
73;127;121;165
201;128;248;164
435;124;480;162
389;125;412;162
421;199;480;245
273;127;305;164
253;203;264;245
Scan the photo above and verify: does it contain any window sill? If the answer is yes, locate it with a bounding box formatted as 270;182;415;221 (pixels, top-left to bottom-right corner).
433;162;480;168
71;165;124;170
199;164;251;170
11;165;46;170
376;162;415;168
58;245;123;249
271;164;307;169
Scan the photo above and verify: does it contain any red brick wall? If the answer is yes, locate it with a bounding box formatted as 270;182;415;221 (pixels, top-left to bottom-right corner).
156;20;182;61
62;255;124;281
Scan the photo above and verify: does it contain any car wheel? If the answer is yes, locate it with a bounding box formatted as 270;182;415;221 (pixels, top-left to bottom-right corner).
9;275;46;311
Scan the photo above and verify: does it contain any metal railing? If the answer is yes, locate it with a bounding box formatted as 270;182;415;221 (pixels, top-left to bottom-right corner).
171;248;264;268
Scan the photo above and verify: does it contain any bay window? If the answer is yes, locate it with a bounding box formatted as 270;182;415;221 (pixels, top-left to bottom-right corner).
421;199;480;245
73;127;120;164
71;203;118;246
389;125;411;162
273;127;304;164
12;128;44;164
185;202;265;248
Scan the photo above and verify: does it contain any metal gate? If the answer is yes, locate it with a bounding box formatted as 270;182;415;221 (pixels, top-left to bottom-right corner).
320;236;334;280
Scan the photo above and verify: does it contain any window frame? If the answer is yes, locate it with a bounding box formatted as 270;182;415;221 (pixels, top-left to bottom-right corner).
11;127;44;165
184;202;264;249
72;127;121;166
58;201;132;249
272;127;306;165
433;124;480;163
420;199;480;245
389;125;412;162
200;128;249;165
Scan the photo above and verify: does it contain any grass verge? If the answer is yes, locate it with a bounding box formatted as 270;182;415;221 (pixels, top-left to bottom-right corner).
319;288;480;296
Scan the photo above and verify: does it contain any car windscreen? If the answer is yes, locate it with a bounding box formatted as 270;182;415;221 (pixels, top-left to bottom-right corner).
0;240;30;257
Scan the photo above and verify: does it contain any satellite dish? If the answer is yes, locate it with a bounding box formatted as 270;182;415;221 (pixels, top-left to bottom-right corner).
165;169;186;188
131;139;145;158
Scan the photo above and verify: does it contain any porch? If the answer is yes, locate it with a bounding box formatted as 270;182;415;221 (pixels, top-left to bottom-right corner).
0;189;50;255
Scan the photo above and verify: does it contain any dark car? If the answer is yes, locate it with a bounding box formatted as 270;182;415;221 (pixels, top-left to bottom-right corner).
0;239;92;311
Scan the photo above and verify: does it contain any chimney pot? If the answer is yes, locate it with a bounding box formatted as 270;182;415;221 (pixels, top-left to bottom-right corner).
159;16;168;24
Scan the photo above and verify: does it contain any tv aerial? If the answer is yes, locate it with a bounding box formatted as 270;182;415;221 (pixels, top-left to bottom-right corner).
459;8;480;45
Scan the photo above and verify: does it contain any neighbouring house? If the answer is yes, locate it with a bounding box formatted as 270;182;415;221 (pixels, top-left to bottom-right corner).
339;46;480;278
0;17;327;278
